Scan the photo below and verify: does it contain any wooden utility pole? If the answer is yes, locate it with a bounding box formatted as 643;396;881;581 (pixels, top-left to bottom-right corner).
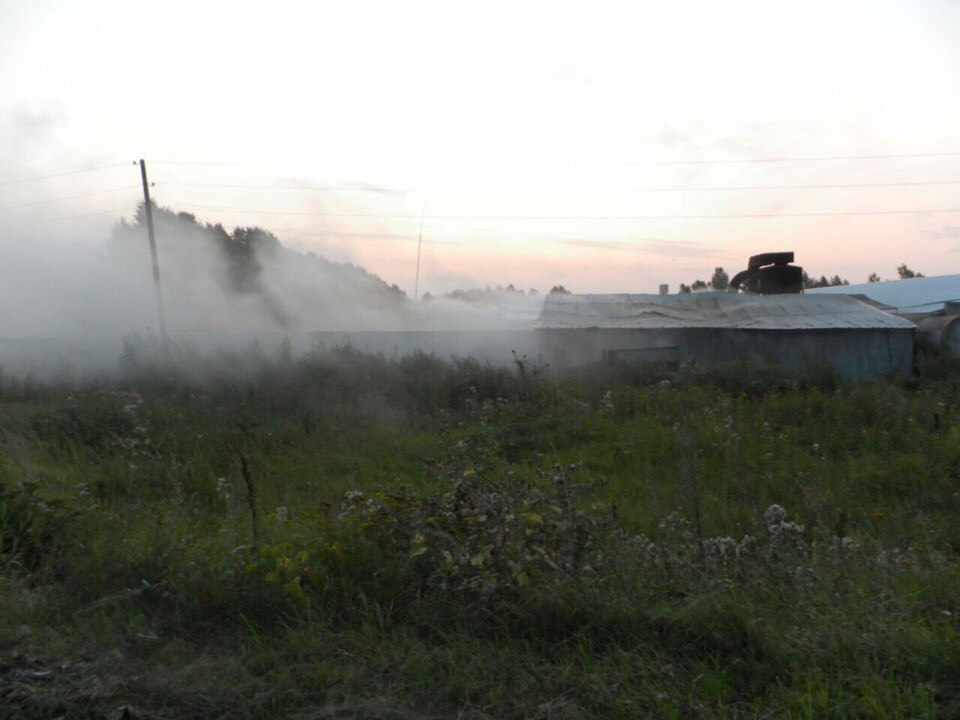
413;196;427;303
138;159;168;345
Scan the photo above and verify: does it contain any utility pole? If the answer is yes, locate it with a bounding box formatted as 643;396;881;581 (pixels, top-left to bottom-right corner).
413;196;427;303
138;159;168;346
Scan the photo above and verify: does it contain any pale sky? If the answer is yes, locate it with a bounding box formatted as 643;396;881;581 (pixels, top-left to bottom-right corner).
2;0;959;297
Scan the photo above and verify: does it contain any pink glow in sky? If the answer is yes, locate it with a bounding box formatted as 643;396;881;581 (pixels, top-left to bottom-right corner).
1;0;959;296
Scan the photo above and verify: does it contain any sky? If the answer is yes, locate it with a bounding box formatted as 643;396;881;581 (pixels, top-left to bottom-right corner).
1;0;959;298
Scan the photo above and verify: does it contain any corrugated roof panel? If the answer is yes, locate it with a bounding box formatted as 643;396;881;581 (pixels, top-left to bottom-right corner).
537;292;915;330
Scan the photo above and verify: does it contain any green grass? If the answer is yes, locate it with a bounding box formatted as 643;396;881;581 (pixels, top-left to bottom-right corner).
1;345;959;718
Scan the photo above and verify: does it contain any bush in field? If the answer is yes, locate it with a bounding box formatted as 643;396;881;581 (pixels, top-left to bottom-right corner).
245;463;616;624
31;390;145;452
0;481;74;570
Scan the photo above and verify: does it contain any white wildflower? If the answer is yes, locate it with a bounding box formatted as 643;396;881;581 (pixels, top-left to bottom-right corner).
763;504;787;527
599;391;615;414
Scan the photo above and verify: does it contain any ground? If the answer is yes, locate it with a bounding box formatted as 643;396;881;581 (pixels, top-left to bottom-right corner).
1;345;959;719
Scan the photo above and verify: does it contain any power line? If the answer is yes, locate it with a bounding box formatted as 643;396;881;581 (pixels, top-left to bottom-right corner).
172;203;960;220
0;186;140;210
147;150;960;168
0;207;132;230
156;179;960;193
0;163;130;187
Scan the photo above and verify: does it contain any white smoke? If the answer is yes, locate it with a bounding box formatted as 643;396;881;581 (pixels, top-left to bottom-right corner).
0;204;545;379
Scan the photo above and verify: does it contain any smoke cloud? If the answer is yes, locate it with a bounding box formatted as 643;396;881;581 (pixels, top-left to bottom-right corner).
0;203;544;379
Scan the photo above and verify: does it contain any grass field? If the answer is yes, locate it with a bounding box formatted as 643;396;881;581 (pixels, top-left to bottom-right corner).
2;342;959;719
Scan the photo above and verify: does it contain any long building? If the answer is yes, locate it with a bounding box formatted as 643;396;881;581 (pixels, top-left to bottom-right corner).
537;291;915;379
0;292;918;381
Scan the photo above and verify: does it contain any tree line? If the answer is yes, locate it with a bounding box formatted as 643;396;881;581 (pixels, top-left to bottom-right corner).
677;264;925;294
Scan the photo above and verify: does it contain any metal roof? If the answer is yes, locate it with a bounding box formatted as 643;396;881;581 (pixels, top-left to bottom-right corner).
806;274;960;314
538;292;915;330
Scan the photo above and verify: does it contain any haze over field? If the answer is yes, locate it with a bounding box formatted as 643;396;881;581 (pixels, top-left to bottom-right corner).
1;0;959;339
6;6;960;716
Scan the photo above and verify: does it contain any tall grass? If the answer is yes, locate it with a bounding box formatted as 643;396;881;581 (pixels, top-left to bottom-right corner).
1;343;959;718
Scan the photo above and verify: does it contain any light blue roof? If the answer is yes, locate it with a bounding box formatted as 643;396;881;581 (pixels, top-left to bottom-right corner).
806;274;960;314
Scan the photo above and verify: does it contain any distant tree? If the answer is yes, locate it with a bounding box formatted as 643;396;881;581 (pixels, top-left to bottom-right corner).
709;267;729;291
549;285;571;295
529;288;539;295
447;288;485;303
867;273;881;283
801;273;847;289
690;266;851;292
109;201;408;328
421;291;433;301
221;226;282;294
438;285;538;304
897;264;925;279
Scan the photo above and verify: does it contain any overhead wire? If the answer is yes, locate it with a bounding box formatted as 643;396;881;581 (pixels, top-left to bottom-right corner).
155;179;960;193
0;207;134;230
147;150;960;168
170;203;960;220
3;155;958;236
0;162;130;186
0;185;140;210
149;157;960;229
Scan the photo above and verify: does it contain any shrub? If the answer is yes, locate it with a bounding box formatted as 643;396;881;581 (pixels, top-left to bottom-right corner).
31;390;144;453
0;480;74;570
237;462;615;629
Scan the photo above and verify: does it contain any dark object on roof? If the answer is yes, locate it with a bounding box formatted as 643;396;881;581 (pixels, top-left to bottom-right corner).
730;252;804;295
